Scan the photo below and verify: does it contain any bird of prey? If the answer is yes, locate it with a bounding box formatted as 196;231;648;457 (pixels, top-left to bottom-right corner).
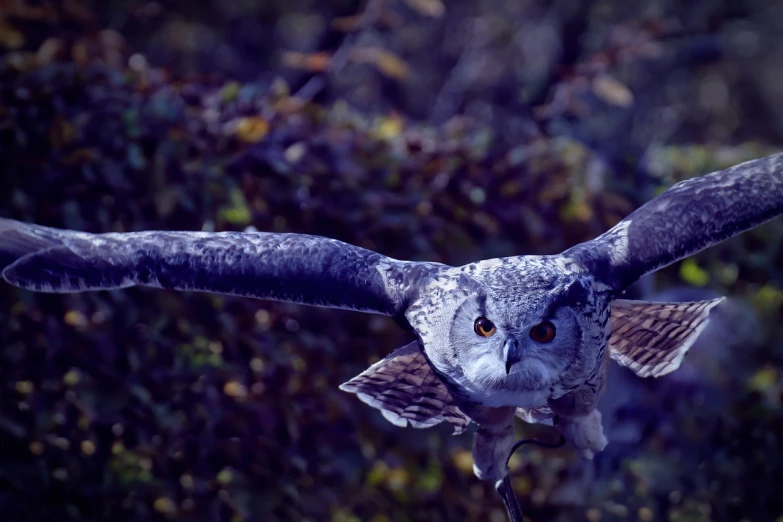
2;152;782;506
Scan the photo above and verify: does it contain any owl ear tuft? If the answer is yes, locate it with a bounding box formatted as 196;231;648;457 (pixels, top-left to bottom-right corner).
608;297;725;377
340;342;471;434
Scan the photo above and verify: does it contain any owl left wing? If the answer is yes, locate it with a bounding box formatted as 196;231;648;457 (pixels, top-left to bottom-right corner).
563;152;783;292
0;218;443;317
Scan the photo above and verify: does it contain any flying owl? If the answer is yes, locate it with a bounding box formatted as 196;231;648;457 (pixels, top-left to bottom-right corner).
2;152;782;488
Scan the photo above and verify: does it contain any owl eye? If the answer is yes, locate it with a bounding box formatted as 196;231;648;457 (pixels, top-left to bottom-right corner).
529;321;556;343
474;317;497;337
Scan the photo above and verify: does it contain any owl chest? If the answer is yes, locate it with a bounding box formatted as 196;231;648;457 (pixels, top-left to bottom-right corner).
474;387;552;409
440;369;552;409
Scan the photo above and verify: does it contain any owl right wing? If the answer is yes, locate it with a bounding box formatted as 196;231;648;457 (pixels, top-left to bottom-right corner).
563;152;783;292
0;218;444;317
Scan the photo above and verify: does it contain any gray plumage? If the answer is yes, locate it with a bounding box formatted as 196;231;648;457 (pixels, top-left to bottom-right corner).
0;221;441;316
564;152;783;291
2;152;783;484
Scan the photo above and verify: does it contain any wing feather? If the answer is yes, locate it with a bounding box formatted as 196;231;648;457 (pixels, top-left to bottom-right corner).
564;152;783;291
0;218;442;316
608;298;724;377
340;342;471;434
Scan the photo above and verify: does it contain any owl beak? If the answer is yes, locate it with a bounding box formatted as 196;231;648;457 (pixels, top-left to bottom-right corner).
503;339;522;375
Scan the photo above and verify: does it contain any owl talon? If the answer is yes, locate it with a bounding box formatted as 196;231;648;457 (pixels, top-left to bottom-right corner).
578;448;595;460
472;424;515;482
557;409;607;458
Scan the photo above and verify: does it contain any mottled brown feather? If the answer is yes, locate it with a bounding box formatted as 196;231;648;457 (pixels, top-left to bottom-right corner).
608;298;724;377
340;342;471;434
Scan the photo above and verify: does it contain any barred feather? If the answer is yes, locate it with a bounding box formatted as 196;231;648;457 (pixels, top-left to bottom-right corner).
340;342;471;434
608;298;724;377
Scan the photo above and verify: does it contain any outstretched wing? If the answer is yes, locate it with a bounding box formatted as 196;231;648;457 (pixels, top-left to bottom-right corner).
564;152;783;291
0;218;443;316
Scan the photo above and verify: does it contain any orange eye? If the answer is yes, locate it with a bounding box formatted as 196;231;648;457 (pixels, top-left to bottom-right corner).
529;321;556;343
474;317;497;337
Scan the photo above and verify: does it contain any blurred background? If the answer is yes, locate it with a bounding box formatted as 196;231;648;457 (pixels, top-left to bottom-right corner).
0;0;782;521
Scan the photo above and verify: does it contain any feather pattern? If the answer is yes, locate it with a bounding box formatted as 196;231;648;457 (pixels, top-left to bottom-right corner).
341;342;555;431
340;342;471;434
564;152;783;291
608;298;724;377
0;218;444;316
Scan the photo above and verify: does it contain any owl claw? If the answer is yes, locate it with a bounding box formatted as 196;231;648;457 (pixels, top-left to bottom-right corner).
472;424;515;482
578;448;595;460
557;409;607;459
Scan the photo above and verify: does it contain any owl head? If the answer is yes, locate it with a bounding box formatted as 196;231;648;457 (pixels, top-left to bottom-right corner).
404;256;611;410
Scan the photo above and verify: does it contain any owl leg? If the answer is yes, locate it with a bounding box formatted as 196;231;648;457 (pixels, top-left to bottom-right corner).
458;404;517;482
549;361;608;459
462;406;526;522
472;421;515;482
554;409;607;460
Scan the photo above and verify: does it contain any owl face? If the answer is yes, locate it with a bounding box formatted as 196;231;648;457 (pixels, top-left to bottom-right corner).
406;256;609;410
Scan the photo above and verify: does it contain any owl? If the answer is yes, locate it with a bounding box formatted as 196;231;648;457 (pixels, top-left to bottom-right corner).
2;153;782;495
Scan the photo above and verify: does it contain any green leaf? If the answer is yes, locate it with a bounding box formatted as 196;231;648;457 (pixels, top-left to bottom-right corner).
680;258;710;287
